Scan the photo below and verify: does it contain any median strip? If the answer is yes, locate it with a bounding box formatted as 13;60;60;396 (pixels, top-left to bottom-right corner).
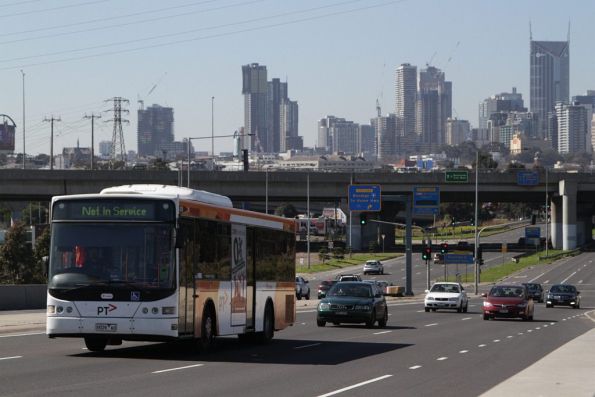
316;375;393;397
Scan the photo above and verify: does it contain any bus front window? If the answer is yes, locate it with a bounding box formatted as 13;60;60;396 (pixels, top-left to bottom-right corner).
49;223;175;290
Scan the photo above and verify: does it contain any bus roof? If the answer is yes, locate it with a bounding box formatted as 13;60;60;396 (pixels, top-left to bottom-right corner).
99;184;233;208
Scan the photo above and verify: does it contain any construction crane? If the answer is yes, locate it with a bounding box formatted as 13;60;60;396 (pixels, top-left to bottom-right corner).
137;72;167;111
376;98;381;117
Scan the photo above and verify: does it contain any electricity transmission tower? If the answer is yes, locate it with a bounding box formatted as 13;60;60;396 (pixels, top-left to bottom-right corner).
105;97;129;168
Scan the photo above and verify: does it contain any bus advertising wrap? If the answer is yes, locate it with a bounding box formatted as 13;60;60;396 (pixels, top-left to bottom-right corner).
231;224;247;326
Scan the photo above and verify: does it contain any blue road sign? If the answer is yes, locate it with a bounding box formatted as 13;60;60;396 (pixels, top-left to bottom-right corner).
413;186;440;215
444;253;474;264
348;185;381;211
525;226;541;238
517;171;539;186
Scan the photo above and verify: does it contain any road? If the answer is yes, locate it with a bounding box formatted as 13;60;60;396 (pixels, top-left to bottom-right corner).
1;251;593;396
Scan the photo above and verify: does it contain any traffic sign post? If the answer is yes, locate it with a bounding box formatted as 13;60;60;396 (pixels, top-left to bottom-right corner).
348;185;381;211
517;170;539;186
444;253;475;264
445;170;469;183
413;186;440;216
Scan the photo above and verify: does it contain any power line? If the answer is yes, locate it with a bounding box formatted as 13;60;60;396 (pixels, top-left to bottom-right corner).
0;0;108;19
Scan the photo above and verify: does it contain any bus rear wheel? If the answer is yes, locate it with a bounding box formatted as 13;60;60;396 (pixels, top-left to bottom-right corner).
84;336;108;352
257;303;275;344
199;305;216;352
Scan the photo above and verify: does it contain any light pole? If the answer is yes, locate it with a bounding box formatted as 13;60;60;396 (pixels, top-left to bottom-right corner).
187;133;251;188
381;234;386;253
211;96;215;159
21;70;25;169
265;167;269;214
307;171;310;269
474;149;480;295
545;167;549;257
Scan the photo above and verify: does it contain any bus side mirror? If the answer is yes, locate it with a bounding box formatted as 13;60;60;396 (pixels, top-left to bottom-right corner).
42;256;49;277
175;227;185;249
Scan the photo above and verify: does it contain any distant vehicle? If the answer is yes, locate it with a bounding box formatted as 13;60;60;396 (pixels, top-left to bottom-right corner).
522;283;544;303
295;276;310;300
363;260;384;275
482;284;534;321
335;274;362;282
433;253;444;264
546;284;580;308
317;280;336;299
317;282;388;328
424;282;468;313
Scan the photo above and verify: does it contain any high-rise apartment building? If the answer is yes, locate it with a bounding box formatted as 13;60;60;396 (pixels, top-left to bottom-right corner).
358;124;375;157
556;102;588;154
445;118;470;145
373;114;398;160
137;104;174;158
478;88;526;132
267;78;287;153
242;63;268;152
416;66;451;149
279;99;300;152
395;63;417;137
317;116;359;155
530;35;569;137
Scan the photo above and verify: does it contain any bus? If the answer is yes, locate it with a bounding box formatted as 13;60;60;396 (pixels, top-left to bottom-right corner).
46;184;296;352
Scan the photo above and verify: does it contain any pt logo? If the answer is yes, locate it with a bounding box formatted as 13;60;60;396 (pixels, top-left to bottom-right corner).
97;304;117;315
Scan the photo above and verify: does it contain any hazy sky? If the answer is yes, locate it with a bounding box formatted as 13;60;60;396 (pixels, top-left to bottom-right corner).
0;0;593;156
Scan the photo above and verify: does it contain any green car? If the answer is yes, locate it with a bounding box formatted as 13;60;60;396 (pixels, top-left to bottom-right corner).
317;282;388;328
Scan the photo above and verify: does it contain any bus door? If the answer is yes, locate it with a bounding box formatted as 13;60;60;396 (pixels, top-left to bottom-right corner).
178;220;195;335
231;224;248;328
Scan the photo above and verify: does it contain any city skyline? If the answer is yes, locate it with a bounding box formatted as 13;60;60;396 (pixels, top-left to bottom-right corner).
0;1;593;156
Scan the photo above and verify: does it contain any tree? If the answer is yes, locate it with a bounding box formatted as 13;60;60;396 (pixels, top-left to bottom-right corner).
149;158;170;171
274;203;299;218
20;202;49;225
0;222;35;283
33;226;50;281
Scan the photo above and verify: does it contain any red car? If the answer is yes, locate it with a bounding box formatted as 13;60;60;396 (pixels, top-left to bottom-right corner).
482;284;534;321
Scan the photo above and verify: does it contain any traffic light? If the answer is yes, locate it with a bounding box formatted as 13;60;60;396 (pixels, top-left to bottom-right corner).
359;213;367;225
440;242;449;254
422;246;432;261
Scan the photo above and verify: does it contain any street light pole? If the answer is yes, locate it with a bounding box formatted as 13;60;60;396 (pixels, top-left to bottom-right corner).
211;96;215;158
474;149;480;295
21;70;25;169
545;167;549;257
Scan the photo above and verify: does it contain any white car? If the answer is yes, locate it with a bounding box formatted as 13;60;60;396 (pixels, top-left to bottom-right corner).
424;282;468;313
363;260;384;275
295;276;310;300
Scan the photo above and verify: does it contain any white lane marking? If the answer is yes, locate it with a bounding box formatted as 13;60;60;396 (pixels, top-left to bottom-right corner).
578;280;583;284
527;330;533;333
562;318;567;321
493;339;500;343
294;343;322;350
373;331;392;335
561;271;577;284
507;335;513;339
409;365;422;370
436;357;448;361
543;325;548;328
529;272;545;283
0;332;45;339
518;332;524;335
301;322;307;325
425;323;438;327
0;356;22;361
461;317;472;321
544;280;549;284
417;310;425;313
459;350;469;354
550;322;555;325
316;375;393;397
478;344;486;347
535;327;541;330
152;364;204;374
469;304;476;307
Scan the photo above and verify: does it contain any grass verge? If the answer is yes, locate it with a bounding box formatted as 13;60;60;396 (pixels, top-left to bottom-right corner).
296;253;401;274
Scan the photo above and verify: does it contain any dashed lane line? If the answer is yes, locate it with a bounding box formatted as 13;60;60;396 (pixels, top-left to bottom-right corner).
561;271;577;284
373;331;392;335
409;365;422;370
461;317;472;321
316;375;393;397
0;356;22;361
0;332;45;338
493;339;500;343
459;350;469;354
152;364;204;374
425;323;438;327
478;344;486;348
436;357;448;361
294;343;322;350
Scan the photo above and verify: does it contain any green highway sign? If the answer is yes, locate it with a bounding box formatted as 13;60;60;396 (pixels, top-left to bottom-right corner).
445;170;469;183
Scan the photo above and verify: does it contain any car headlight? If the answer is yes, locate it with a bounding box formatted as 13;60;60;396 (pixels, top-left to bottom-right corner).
319;302;330;311
483;301;494;307
426;296;434;300
354;305;370;311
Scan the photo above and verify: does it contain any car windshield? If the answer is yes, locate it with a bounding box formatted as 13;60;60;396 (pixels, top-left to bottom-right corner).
550;285;576;293
524;284;540;290
490;286;525;298
328;283;373;298
430;284;460;293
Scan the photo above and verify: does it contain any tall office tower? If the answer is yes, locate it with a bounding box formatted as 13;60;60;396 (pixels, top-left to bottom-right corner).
318;116;337;152
478;88;526;133
530;34;569;138
395;63;417;137
317;116;359;154
242;63;268;152
556;102;588;154
358;124;375;157
445;118;470;145
573;91;595;152
267;78;288;153
137;104;174;158
416;66;452;149
374;114;398;161
279;99;299;152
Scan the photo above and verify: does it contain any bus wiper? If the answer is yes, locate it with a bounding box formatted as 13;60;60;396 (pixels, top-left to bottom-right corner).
106;280;138;286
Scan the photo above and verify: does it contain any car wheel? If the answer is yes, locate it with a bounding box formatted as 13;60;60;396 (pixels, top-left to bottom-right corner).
546;303;552;308
483;313;490;320
378;308;388;328
84;336;107;352
380;270;384;275
333;322;340;326
528;314;534;321
317;319;326;327
424;307;430;312
463;302;468;313
457;303;463;313
366;310;376;328
305;291;310;300
431;308;436;312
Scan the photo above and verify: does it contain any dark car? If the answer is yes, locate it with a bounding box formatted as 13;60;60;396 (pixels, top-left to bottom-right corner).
317;280;336;299
522;282;544;303
546;284;581;308
482;284;534;321
317;282;388;328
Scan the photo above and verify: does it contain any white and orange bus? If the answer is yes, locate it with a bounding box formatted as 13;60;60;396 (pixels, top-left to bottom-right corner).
46;184;296;351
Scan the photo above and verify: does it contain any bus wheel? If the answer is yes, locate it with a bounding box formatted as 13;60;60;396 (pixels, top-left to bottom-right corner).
258;303;275;344
84;336;107;352
199;305;216;352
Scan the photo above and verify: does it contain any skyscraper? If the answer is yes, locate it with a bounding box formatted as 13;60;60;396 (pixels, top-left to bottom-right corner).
556;102;588;154
530;33;569;138
395;63;417;137
137;104;174;158
242;63;268;152
267;78;287;153
416;66;451;150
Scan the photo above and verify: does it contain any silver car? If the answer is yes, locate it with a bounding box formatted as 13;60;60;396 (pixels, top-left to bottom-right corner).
363;260;384;275
295;276;310;300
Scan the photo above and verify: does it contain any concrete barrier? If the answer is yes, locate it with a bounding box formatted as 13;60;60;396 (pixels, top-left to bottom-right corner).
0;285;46;310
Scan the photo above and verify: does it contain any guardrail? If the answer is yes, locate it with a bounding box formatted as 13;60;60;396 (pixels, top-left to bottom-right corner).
0;285;46;310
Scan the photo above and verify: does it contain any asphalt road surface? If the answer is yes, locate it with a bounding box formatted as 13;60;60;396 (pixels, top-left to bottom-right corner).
1;251;593;396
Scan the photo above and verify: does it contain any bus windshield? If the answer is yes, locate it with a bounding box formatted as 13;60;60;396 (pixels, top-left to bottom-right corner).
49;223;175;291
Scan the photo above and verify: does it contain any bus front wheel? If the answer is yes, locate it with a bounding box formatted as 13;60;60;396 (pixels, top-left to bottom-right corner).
199;305;216;352
84;336;107;352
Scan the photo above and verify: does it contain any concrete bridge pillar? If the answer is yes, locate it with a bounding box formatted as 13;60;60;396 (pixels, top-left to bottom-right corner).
560;180;577;250
550;196;563;249
576;204;594;246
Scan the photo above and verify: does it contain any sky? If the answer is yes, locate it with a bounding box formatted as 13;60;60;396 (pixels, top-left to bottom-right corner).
0;0;594;157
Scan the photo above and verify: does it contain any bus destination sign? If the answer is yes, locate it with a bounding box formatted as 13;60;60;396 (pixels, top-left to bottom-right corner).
53;199;175;222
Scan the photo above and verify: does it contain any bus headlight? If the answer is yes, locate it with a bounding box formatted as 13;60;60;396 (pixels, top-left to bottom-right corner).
151;307;159;314
56;306;64;314
142;307;149;314
47;305;56;314
162;307;176;315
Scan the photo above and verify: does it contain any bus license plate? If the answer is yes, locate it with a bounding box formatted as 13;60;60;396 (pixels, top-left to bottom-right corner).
95;323;117;332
